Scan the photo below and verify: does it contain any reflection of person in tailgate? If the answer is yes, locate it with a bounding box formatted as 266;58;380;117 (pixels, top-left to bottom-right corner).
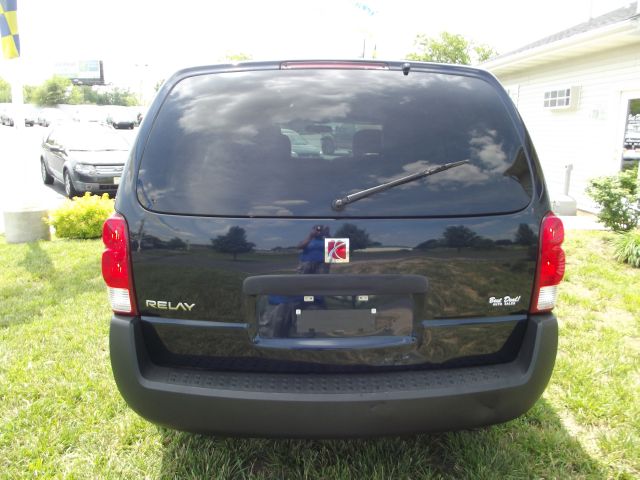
260;226;330;336
297;225;331;274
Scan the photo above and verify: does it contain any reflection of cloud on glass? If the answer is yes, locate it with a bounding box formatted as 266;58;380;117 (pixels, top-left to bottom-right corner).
371;159;490;190
138;177;176;205
175;73;358;136
274;200;308;206
469;129;508;173
248;205;294;216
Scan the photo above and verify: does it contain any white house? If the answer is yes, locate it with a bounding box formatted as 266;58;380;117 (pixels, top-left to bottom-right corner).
482;2;640;212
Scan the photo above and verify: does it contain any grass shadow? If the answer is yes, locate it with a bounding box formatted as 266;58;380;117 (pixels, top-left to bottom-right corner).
1;239;103;328
19;241;56;277
158;398;605;479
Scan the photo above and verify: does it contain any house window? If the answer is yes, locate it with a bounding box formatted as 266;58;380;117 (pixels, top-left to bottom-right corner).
544;88;572;108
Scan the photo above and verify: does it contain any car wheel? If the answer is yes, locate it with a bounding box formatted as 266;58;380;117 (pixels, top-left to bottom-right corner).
321;136;336;155
41;159;54;185
64;170;80;198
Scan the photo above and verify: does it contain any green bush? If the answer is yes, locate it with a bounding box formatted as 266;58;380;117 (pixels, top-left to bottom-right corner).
586;165;639;232
48;193;114;239
613;230;640;268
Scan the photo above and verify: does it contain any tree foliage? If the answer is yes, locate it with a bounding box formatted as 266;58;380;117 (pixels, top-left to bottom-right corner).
406;32;497;65
211;226;255;260
515;224;537;246
442;225;478;250
474;43;499;63
33;76;72;106
22;84;38;103
95;87;140;106
19;76;139;106
0;77;11;102
153;79;165;92
225;52;252;62
335;223;379;251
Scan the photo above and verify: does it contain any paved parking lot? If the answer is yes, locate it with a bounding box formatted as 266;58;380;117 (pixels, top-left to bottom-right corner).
0;124;137;233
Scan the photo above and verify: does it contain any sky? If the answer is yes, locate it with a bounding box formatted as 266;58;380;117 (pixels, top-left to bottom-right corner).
0;0;634;101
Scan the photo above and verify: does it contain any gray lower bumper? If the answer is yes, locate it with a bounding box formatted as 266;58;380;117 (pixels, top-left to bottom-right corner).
109;314;557;438
74;180;118;192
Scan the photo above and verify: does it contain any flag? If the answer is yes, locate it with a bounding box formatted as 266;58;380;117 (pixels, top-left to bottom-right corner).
0;0;20;59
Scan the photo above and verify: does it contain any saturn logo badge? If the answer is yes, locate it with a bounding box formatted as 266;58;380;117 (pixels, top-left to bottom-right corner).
325;238;349;263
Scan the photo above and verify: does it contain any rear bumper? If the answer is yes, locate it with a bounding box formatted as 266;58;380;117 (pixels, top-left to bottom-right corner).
110;314;557;437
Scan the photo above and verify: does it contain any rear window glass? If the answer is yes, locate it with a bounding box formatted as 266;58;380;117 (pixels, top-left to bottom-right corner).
138;68;532;217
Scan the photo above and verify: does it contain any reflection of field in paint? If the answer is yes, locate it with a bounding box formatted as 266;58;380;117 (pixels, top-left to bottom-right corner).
334;247;534;319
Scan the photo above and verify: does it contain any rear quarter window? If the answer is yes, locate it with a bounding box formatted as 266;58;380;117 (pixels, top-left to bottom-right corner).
137;68;532;217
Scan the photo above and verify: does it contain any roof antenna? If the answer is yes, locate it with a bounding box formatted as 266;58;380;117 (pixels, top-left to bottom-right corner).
402;63;411;76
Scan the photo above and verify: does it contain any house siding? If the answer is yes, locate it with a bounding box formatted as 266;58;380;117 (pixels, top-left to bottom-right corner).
494;42;640;211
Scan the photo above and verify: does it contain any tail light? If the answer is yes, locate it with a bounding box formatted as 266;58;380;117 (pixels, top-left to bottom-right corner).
530;212;565;313
281;61;389;70
102;213;138;315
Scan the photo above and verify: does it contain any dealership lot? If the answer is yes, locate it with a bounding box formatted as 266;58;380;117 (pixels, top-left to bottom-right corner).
0;122;137;233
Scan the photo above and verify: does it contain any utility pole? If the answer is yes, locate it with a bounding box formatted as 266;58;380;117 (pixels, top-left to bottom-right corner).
10;58;24;129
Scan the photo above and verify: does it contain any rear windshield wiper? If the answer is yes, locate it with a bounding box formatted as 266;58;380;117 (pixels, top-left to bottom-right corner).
331;159;469;211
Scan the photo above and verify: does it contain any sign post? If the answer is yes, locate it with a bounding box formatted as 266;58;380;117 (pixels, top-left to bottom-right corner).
1;0;22;128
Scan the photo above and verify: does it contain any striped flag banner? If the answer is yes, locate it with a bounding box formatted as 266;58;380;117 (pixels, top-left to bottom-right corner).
0;0;20;59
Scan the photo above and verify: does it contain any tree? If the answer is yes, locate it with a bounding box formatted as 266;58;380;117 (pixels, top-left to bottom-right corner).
406;32;497;65
442;225;478;251
515;224;537;246
515;223;538;259
225;52;252;62
23;84;38;103
0;77;11;103
335;223;379;251
415;238;442;250
474;43;498;63
67;86;85;105
96;87;140;106
166;237;187;250
67;85;99;105
33;76;72;106
153;79;165;92
211;226;255;260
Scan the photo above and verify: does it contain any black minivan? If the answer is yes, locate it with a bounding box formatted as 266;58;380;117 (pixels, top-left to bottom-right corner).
102;60;565;437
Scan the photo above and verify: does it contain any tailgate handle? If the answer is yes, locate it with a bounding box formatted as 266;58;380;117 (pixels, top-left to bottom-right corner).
243;274;428;296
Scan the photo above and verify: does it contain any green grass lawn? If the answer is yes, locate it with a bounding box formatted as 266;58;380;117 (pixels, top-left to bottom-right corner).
0;231;638;479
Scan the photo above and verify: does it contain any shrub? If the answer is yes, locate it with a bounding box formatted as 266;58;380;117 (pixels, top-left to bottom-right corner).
613;230;640;268
48;193;114;239
586;165;639;232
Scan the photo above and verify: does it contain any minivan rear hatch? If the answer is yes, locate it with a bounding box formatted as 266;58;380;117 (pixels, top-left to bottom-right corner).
128;62;539;372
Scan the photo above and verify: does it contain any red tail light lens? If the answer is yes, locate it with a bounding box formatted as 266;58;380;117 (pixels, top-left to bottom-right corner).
102;213;137;315
531;212;565;313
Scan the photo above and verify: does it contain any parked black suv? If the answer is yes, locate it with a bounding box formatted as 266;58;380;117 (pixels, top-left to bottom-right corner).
103;60;565;437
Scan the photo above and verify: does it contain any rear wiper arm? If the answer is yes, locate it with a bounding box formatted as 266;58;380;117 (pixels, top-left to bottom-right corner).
331;159;469;211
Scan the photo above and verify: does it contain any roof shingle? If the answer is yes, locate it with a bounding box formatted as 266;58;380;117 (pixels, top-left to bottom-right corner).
499;2;638;58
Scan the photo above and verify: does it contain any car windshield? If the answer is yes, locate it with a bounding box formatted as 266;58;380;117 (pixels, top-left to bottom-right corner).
57;125;130;151
138;68;533;217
